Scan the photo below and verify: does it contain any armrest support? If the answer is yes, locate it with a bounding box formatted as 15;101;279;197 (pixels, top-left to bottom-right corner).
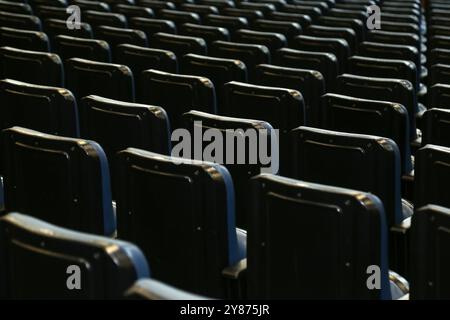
389;217;412;279
222;258;247;299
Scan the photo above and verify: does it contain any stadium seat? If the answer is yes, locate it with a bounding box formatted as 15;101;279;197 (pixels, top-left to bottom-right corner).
84;10;128;29
151;32;207;57
422;108;450;148
94;25;148;57
290;126;406;227
247;174;407;300
367;31;421;52
140;69;216;129
65;57;135;103
429;64;450;86
128;17;177;39
237;1;276;14
0;46;63;87
203;14;249;34
178;23;230;46
0;27;50;52
429;48;450;66
179;3;220;18
252;19;302;44
197;0;235;10
125;278;209;300
0;0;33;15
305;25;357;54
2;127;115;236
44;18;93;40
415;144;450;209
233;29;287;53
326;8;368;23
115;148;246;298
182;110;276;229
268;11;312;29
411;205;450;300
221;8;264;23
137;0;175;11
34;6;68;21
429;35;450;51
53;35;111;62
428;84;450;110
0;79;79;137
72;0;111;12
0;212;147;299
0;11;41;31
114;4;155;19
316;16;365;43
29;0;67;7
159;9;201;27
281;4;322;21
181;54;247;112
254;64;325;127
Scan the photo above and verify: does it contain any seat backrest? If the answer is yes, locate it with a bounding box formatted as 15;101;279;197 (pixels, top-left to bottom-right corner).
291;126;402;227
234;29;287;53
428;84;450;110
203;14;249;34
181;110;276;228
94;26;148;56
178;23;230;46
179;3;220;18
252;19;302;44
115;148;241;298
335;73;417;141
137;0;176;11
429;48;450;66
321;93;412;174
0;212;148;299
73;0;111;12
0;11;41;31
34;5;68;21
151;32;207;57
0;1;33;14
429;26;450;39
411;205;450;300
129;17;177;39
367;30;420;51
44;18;93;40
415;144;450;209
317;16;365;43
141;69;216;130
237;1;276;14
281;3;323;20
430;64;450;86
2;127;115;236
275;48;338;91
84;10;128;29
430;35;450;51
53;35;111;62
305;25;357;53
268;11;312;29
0;79;79;137
254;64;325;127
125;278;209;300
247;174;391;299
0;46;63;87
327;7;368;22
115;4;155;19
0;27;49;52
65;57;135;103
422;108;450;148
159;9;201;27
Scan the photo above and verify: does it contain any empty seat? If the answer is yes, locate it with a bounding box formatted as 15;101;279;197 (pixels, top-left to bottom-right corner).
428;84;450;110
237;2;276;15
0;212;148;299
65;58;134;103
0;1;32;15
44;18;93;40
247;174;397;300
291;126;406;227
430;64;450;86
422;109;450;148
290;35;350;74
367;30;420;52
429;48;450;66
53;35;111;62
254;64;325;127
275;48;338;91
182;110;277;228
151;32;207;58
429;25;450;38
178;23;230;46
281;3;323;20
209;40;270;80
252;19;302;44
233;29;287;53
268;11;312;29
137;0;176;11
115;148;246;298
34;6;68;20
2;127;115;236
84;10;128;29
221;8;264;23
381;21;420;35
429;35;450;51
179;4;220;17
114;4;155;19
141;69;216;129
0;46;63;87
305;25;357;54
411;205;450;300
327;8;368;23
317;16;365;43
335;74;418;141
73;0;111;12
181;54;247;112
125;278;209;300
29;0;67;7
0;27;49;52
0;79;79;137
129;17;176;39
0;11;41;31
159;9;201;27
321;93;412;174
197;0;235;8
94;26;148;56
203;14;249;34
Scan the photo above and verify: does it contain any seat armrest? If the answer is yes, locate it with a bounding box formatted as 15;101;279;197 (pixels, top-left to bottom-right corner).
389;270;410;300
389;217;412;278
222;258;247;299
222;258;247;280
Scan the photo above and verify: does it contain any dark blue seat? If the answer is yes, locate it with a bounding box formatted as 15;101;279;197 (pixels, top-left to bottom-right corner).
0;27;50;52
411;205;450;300
2;127;115;236
125;278;209;300
140;70;216;129
422;109;450;148
115;148;246;298
53;35;111;62
247;174;402;300
0;46;64;87
0;79;79;137
0;11;42;31
0;212;148;299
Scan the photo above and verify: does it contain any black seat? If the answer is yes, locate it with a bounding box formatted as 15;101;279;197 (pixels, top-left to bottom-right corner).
94;25;148;57
254;64;325;127
181;54;247;112
252;19;302;44
429;35;450;51
367;30;421;52
290;35;350;74
305;25;357;54
179;3;220;18
151;32;207;57
327;8;368;23
268;11;312;29
53;35;111;62
141;70;216;130
44;18;93;40
136;0;176;11
335;74;418;141
429;64;450;86
429;48;450;66
221;7;264;23
125;278;209;300
275;48;338;91
209;40;270;80
381;21;420;35
321;93;412;174
65;58;135;103
291;126;405;227
29;0;67;7
0;27;49;52
428;84;450;110
0;79;79;137
280;3;323;21
378;12;419;26
114;4;155;19
2;127;115;236
0;11;41;31
237;2;276;15
182;110;277;229
411;205;450;300
34;6;68;20
0;0;33;14
203;14;249;34
0;212;149;299
158;9;201;27
197;0;235;9
178;23;230;46
422;109;450;149
0;46;63;87
233;29;287;53
247;174;395;300
84;10;128;29
72;0;111;12
317;16;365;43
415;144;450;210
115;148;246;298
429;25;450;39
129;17;177;39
